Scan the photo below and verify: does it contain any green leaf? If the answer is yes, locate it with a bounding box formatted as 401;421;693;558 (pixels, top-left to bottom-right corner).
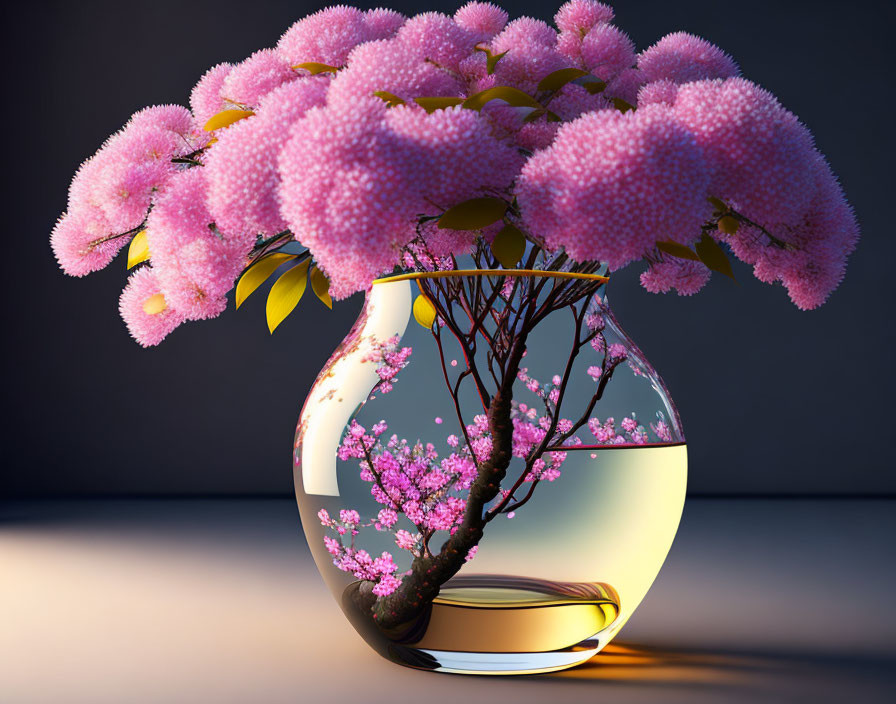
413;97;464;113
413;294;437;329
292;62;340;75
126;230;149;269
537;67;589;92
310;266;333;309
611;97;635;113
235;253;297;309
265;259;310;333
462;86;542;111
491;224;526;268
695;234;736;280
582;79;607;94
438;197;508;230
373;91;406;107
203;109;254;132
657;240;700;262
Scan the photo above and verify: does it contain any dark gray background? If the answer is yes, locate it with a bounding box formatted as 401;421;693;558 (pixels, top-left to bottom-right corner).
2;0;893;496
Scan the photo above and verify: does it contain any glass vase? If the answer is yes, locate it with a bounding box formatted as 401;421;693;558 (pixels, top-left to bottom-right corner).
294;270;686;675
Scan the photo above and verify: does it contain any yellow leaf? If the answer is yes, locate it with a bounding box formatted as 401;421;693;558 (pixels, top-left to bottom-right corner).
413;294;437;329
522;108;547;124
373;91;406;107
474;45;508;74
236;253;297;309
438;197;508;230
265;260;310;333
717;215;739;235
292;62;340;75
695;233;736;280
142;293;167;315
310;266;333;309
492;224;526;268
486;50;508;74
582;79;606;94
414;97;464;113
537;67;589;92
657;240;700;262
707;196;728;213
462;86;542;111
203;109;255;132
126;230;149;269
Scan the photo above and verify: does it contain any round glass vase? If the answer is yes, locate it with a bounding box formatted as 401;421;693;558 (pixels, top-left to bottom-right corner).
294;269;686;676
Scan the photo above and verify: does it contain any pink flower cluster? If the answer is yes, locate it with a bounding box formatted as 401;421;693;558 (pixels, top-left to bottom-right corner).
518;72;858;307
361;335;413;395
53;1;859;347
587;413;671;445
317;508;403;597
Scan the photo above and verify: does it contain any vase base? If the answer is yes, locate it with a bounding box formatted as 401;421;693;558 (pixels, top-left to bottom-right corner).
385;642;606;675
341;575;624;676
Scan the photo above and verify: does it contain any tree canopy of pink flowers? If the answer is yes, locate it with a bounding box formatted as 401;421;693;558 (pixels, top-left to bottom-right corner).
51;1;859;346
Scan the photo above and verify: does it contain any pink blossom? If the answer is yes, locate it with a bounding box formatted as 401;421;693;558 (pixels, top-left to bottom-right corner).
492;16;558;51
118;267;186;347
276;5;372;67
638;79;679;107
190;63;233;127
327;38;463;106
604;66;644;105
376;508;398;530
147;169;248;320
638;32;739;85
278;97;422;298
385;105;523;211
554;1;614;34
641;258;711;296
339;509;361;525
672;78;820;229
580;24;635;83
363;8;406;39
517;104;711;269
465;544;479;562
586;365;602;380
221;49;297;107
454;2;508;42
396;12;478;71
607;343;627;361
395;529;418;550
488;20;568;93
731;154;858;309
50;210;128;277
206;77;328;237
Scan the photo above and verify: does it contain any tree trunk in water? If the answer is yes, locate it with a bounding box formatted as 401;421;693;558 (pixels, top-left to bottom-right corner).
357;334;529;631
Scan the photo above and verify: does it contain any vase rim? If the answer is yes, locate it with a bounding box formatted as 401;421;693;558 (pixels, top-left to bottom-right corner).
371;268;610;285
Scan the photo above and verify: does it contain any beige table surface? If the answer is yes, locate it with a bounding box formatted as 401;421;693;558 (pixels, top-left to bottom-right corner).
2;498;894;703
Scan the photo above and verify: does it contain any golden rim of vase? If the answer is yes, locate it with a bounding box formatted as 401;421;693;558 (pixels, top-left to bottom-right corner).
372;269;610;285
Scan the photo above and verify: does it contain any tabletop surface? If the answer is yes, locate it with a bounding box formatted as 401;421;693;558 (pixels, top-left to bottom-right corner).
2;497;894;704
